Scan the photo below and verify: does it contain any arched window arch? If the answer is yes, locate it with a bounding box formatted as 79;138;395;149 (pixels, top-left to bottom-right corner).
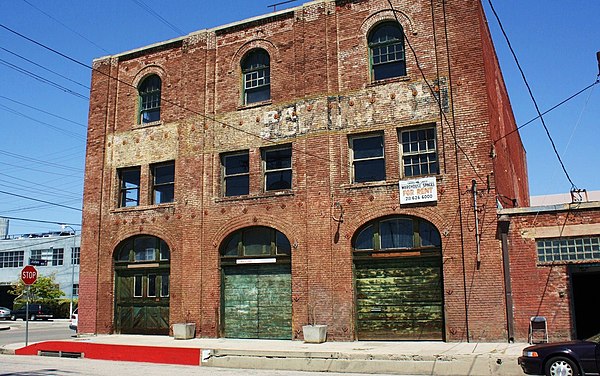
138;74;161;124
353;216;440;252
368;21;406;81
241;49;271;105
221;226;290;258
115;235;170;263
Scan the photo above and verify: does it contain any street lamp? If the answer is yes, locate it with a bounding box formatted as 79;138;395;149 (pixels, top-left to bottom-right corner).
61;225;77;317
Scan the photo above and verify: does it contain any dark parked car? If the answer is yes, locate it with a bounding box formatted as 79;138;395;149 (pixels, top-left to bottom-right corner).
10;304;53;321
518;332;600;376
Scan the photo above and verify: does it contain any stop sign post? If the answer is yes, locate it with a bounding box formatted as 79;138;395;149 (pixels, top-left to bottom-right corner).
21;265;38;285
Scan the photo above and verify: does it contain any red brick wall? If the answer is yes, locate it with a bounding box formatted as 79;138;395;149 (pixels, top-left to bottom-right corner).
80;0;528;341
503;204;600;342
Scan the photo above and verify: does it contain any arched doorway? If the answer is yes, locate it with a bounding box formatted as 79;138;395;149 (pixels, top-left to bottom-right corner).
220;226;292;339
114;235;170;335
353;216;443;340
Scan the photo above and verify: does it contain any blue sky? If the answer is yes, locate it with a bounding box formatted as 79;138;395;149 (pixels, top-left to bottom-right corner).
1;1;598;235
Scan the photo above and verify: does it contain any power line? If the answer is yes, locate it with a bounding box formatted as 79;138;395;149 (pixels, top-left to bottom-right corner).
0;104;87;140
0;215;80;227
0;95;88;128
486;0;577;190
0;149;84;173
20;0;110;54
129;0;186;35
0;58;88;100
0;46;90;90
0;189;82;212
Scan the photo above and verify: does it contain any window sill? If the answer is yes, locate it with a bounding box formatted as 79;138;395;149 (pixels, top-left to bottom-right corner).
112;202;176;213
367;75;410;88
215;189;294;203
133;120;163;129
341;180;398;190
237;99;273;111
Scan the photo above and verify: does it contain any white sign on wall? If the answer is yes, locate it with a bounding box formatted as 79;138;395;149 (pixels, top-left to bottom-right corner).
399;177;438;204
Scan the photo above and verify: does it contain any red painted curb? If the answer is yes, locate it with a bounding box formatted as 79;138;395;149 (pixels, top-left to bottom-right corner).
15;341;202;366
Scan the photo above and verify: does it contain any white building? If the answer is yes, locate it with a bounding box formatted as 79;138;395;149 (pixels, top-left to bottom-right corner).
0;227;80;311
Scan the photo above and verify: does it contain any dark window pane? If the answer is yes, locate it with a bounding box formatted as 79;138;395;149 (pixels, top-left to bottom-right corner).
153;163;175;204
225;175;250;196
244;228;271;256
134;237;156;261
354;224;374;250
134;275;143;297
246;87;271;103
420;221;441;247
380;218;414;249
354;159;385;183
159;239;170;260
154;164;175;185
161;274;169;297
373;61;406;81
223;233;241;257
119;168;140;207
353;136;383;159
147;275;156;297
242;49;271;104
154;185;174;204
266;170;292;190
265;148;292;169
224;154;249;175
139;75;161;123
276;231;291;255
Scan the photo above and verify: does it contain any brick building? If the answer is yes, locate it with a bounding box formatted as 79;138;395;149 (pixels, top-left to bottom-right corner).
499;197;600;343
79;0;529;341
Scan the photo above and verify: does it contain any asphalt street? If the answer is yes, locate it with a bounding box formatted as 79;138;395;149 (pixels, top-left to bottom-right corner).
0;320;73;346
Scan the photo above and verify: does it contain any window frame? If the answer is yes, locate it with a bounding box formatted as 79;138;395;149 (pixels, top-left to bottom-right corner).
30;248;64;266
368;21;407;81
118;167;141;208
399;126;439;178
350;133;386;183
263;145;292;192
222;151;250;197
0;251;24;268
151;161;175;205
138;74;162;124
241;49;271;105
71;247;80;265
221;226;292;259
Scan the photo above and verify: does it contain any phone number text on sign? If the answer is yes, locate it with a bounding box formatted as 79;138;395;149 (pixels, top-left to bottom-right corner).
399;177;438;204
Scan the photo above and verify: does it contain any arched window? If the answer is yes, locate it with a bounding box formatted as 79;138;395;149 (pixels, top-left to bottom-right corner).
138;75;161;123
221;226;290;258
368;21;406;81
241;49;271;104
353;216;440;252
115;235;170;262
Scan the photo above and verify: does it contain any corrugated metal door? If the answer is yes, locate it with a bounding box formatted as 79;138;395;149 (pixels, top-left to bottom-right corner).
222;264;291;339
355;255;443;340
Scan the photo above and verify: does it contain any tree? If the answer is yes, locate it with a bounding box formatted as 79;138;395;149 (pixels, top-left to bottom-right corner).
9;273;64;307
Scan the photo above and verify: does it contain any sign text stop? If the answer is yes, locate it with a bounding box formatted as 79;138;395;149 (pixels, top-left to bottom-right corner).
21;265;38;285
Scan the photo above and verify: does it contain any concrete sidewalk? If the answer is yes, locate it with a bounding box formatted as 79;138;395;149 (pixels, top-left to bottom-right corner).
0;330;528;375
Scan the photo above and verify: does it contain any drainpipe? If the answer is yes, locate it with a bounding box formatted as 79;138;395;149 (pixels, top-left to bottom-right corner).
498;214;515;342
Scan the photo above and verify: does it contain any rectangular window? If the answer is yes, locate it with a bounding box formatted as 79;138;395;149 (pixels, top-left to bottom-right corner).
147;274;156;297
72;284;79;297
263;146;292;191
134;275;143;297
222;151;250;197
152;161;175;204
537;236;600;263
31;248;64;266
118;167;141;207
400;127;438;177
160;274;169;297
71;247;80;265
0;251;24;268
350;133;385;183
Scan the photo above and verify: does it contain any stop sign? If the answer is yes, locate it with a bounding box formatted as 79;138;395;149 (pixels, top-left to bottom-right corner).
21;265;38;285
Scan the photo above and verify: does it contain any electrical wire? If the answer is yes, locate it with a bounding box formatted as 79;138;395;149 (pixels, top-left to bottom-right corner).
0;189;82;212
0;95;87;128
129;0;186;35
0;104;87;140
486;0;577;190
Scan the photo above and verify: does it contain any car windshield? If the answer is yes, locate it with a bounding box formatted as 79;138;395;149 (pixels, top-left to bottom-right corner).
587;332;600;343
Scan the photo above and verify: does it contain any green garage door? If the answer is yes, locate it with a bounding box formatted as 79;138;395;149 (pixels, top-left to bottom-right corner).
355;255;443;340
223;264;291;339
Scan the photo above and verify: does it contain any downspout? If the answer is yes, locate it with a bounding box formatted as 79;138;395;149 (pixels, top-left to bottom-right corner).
498;214;515;342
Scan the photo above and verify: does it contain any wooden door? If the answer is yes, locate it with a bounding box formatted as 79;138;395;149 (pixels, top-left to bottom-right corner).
222;264;291;339
355;255;443;340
